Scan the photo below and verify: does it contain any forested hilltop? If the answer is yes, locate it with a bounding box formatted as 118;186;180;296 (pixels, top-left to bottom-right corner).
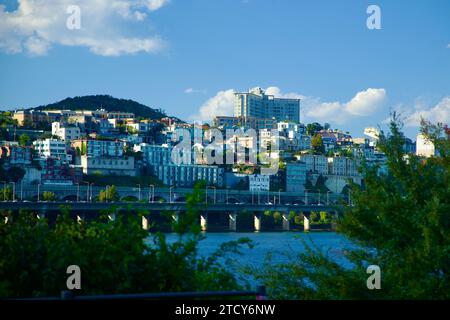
31;95;170;120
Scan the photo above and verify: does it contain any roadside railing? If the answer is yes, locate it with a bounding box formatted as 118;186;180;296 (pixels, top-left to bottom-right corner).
17;286;268;301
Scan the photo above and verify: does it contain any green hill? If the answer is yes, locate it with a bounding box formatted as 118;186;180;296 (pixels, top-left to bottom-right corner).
33;95;169;120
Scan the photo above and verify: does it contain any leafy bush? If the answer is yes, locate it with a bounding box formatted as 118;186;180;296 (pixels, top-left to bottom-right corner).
0;183;252;298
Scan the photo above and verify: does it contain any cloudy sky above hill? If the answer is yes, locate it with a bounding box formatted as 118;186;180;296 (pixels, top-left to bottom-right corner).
0;0;449;138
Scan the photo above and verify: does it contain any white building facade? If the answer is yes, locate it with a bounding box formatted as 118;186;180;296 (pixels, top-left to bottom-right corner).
235;87;300;124
52;122;81;142
249;174;270;191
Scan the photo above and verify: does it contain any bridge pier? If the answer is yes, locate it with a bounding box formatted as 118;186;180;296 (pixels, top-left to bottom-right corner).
142;215;149;230
200;214;208;232
228;213;237;232
254;214;261;232
303;214;310;232
282;212;290;231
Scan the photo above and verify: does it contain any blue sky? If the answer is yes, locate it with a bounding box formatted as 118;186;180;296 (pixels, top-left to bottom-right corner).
0;0;449;138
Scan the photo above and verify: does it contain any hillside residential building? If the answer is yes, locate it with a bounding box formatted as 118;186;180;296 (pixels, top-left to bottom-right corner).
298;154;328;175
14;110;60;126
72;138;124;158
416;134;435;157
0;145;33;165
249;174;270;191
151;164;224;187
234;87;300;126
52;122;81;142
285;162;307;193
134;144;172;166
80;155;136;176
33;138;68;161
326;157;361;177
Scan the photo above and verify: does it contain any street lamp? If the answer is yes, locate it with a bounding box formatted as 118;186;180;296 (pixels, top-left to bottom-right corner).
148;184;155;203
20;180;23;201
304;189;309;205
137;184;141;201
226;187;229;204
75;183;80;202
169;186;175;203
9;182;15;202
1;181;7;201
278;189;282;205
37;183;41;202
318;190;321;205
83;181;89;201
105;185;110;202
90;183;94;202
327;191;331;206
206;186;216;204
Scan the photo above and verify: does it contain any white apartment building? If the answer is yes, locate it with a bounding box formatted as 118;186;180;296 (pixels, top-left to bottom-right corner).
152;164;224;187
134;143;172;165
235;87;300;124
52;122;81;142
298;154;328;175
33;138;68;161
328;157;361;177
277;122;310;151
249;174;270;191
416;134;435;157
127;121;151;133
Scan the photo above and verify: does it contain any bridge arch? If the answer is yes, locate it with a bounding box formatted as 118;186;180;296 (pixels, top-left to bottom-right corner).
151;196;167;203
291;199;305;205
226;197;241;204
62;195;78;202
121;195;139;202
173;196;186;203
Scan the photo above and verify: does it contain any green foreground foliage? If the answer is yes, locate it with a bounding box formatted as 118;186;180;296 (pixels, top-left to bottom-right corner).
0;183;252;298
251;119;449;299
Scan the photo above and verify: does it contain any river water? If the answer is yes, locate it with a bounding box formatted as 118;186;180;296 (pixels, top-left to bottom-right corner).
162;232;352;285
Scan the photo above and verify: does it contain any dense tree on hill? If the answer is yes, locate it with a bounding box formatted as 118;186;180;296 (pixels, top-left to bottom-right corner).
306;122;323;136
18;133;30;146
311;134;325;155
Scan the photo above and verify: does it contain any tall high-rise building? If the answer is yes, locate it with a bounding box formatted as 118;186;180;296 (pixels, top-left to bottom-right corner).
234;87;300;124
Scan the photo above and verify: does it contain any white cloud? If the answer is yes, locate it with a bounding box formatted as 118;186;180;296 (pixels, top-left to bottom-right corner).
266;87;386;124
184;88;206;94
301;88;386;124
383;97;450;128
192;86;386;125
146;0;170;11
265;86;305;100
345;88;386;116
191;89;235;122
399;97;450;127
0;0;169;56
